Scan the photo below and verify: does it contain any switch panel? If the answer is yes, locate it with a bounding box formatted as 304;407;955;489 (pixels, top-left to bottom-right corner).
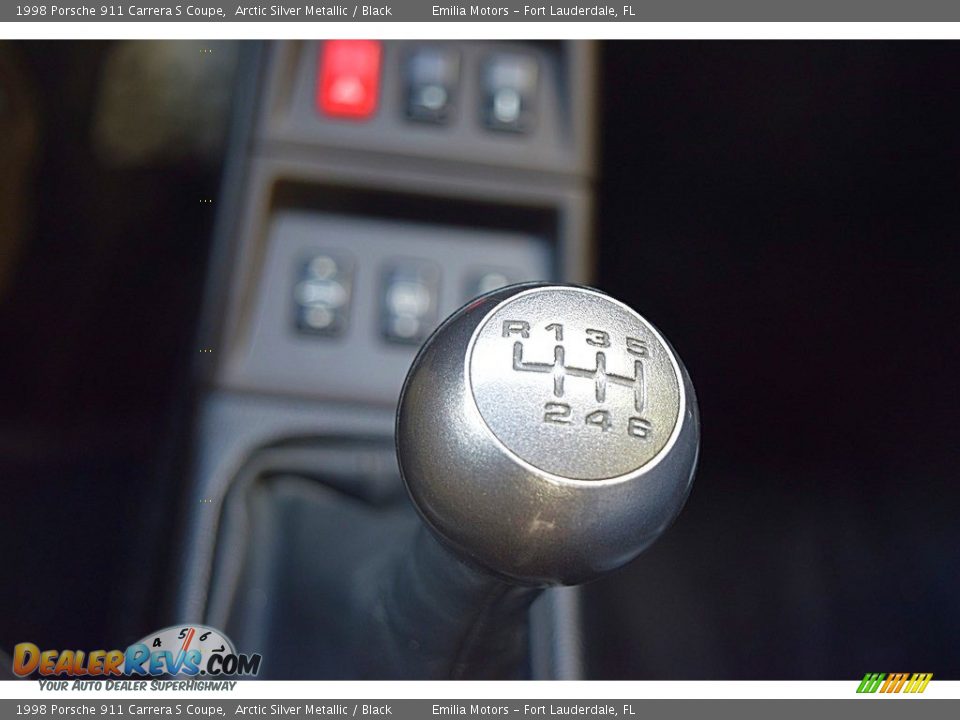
266;42;595;176
226;210;552;406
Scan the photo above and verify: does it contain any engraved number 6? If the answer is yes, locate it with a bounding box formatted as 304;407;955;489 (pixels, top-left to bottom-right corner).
628;417;653;439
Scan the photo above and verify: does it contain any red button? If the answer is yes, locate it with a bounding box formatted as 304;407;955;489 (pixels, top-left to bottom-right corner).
317;40;382;120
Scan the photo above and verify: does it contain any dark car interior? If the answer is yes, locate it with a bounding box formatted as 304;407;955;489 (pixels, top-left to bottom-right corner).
1;40;958;679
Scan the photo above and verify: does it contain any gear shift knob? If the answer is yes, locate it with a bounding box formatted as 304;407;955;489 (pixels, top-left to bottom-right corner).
397;283;699;586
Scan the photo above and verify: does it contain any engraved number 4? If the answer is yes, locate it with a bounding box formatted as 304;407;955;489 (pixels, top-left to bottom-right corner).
585;410;612;431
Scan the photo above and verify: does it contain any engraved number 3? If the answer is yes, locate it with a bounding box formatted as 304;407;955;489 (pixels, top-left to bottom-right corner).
585;328;610;347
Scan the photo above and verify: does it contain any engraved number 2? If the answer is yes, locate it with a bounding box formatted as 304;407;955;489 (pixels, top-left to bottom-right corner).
544;402;572;424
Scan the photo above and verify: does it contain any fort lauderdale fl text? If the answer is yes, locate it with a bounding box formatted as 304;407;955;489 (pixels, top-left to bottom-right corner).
433;4;631;16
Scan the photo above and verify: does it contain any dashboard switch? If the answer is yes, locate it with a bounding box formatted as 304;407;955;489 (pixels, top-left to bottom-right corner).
317;40;382;120
294;252;353;337
380;261;440;345
405;46;460;124
481;54;538;133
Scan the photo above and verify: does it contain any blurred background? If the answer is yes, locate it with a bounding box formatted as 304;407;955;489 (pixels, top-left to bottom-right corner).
0;40;958;679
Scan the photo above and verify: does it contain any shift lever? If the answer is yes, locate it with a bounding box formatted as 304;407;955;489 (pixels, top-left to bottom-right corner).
359;283;699;677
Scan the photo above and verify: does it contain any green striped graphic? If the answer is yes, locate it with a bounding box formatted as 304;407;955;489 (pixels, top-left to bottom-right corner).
857;673;886;693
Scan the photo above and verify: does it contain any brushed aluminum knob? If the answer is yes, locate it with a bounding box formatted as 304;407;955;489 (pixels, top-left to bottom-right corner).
397;283;699;585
